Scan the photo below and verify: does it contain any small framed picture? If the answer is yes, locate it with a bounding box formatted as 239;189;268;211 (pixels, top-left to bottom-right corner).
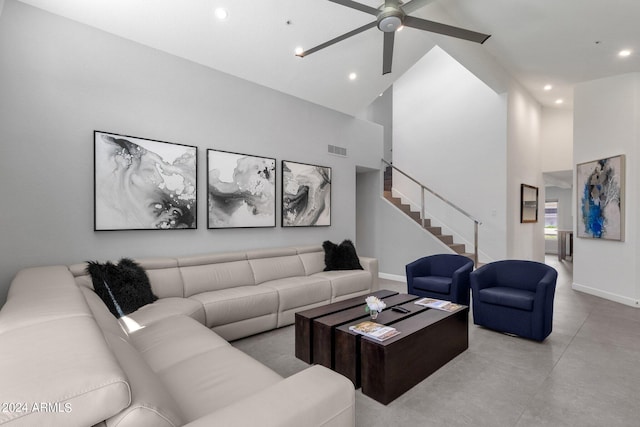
520;184;538;223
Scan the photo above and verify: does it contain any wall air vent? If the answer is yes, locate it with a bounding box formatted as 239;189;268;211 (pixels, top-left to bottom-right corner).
328;144;347;157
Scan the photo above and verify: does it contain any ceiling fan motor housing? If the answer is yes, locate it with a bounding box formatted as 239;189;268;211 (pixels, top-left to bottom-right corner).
377;6;405;32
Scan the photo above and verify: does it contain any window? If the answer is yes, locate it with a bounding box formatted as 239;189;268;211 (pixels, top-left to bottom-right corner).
545;201;558;239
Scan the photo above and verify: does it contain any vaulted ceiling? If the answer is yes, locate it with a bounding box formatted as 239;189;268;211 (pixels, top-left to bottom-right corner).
15;0;640;116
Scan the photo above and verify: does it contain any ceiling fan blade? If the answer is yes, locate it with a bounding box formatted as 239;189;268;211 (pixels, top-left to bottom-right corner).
329;0;379;16
382;31;395;75
404;15;491;44
401;0;436;15
297;21;377;57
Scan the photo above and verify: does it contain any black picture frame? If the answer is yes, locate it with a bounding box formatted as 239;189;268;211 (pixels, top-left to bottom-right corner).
207;149;276;229
94;131;197;230
281;160;331;227
520;183;538;223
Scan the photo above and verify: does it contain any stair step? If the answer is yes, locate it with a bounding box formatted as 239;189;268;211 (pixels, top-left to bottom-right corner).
425;226;442;235
449;243;466;254
437;235;454;245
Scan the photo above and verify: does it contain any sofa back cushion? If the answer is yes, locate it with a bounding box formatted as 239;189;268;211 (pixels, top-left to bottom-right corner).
179;253;255;297
69;258;185;299
247;248;305;284
0;317;130;427
0;266;131;426
136;258;184;298
297;246;325;276
103;332;184;427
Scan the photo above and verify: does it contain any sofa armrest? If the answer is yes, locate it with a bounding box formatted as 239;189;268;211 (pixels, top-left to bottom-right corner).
182;365;355;427
359;257;379;291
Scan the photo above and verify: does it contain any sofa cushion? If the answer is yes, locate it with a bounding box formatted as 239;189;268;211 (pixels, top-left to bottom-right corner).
190;286;279;328
120;297;206;330
180;260;255;297
127;316;229;373
297;248;325;276
478;286;535;311
158;345;282;423
260;276;331;311
311;270;372;299
0;317;130;427
247;248;305;284
322;240;364;271
0;266;92;333
86;259;158;317
412;276;452;294
260;276;332;327
140;259;185;298
103;332;184;427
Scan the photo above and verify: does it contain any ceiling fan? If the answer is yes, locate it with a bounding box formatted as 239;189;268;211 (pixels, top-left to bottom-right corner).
296;0;491;74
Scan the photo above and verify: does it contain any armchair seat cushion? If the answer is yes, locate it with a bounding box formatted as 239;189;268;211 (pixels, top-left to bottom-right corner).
412;276;452;294
478;287;535;311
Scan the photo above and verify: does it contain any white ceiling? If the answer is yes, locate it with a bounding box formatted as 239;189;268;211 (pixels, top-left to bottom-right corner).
15;0;640;116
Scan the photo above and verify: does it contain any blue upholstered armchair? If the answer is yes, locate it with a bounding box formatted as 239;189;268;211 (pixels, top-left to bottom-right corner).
470;260;558;341
406;254;474;305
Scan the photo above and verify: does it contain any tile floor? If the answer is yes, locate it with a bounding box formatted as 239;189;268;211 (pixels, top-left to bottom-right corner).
232;256;640;426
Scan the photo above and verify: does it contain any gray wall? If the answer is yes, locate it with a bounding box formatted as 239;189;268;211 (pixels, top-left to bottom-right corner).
0;1;382;305
356;171;448;278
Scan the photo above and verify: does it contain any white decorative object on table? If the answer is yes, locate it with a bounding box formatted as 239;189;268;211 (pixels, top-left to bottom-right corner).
365;296;386;320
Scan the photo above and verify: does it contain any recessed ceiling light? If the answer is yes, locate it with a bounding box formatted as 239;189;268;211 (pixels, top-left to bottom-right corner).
555;99;564;105
349;72;357;81
543;84;553;91
214;7;229;20
619;49;632;57
294;46;304;56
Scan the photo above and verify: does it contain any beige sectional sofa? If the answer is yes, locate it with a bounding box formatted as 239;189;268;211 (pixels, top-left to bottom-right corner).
0;245;378;427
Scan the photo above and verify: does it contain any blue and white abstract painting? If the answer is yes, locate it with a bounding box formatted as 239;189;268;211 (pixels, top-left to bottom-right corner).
207;150;276;228
282;160;331;227
577;155;624;241
94;131;197;230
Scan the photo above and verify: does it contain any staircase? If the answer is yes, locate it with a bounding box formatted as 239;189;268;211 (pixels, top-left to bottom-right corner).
383;165;477;262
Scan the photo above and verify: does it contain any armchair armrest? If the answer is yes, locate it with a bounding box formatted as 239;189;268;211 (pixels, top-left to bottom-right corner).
470;263;497;291
183;365;355;427
533;268;558;306
405;257;432;279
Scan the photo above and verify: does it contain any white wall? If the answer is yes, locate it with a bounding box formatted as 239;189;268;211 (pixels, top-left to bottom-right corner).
541;108;574;173
573;73;640;306
0;1;382;305
392;46;508;263
506;86;545;261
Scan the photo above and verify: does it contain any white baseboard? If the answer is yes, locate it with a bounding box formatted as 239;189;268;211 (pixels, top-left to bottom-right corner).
379;272;406;283
572;282;640;308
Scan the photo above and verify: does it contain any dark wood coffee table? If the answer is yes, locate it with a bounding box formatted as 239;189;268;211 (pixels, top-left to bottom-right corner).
295;293;468;404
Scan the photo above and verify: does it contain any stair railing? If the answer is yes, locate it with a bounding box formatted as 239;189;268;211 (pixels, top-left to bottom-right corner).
382;159;482;266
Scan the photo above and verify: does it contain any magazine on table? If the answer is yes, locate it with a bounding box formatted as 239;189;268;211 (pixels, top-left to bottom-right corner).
414;298;463;312
349;321;400;341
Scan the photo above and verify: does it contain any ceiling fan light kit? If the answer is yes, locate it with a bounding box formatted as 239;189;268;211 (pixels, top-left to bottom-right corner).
296;0;491;75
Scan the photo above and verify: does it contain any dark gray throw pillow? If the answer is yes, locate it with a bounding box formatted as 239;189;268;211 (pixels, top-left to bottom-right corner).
322;239;364;271
86;258;157;318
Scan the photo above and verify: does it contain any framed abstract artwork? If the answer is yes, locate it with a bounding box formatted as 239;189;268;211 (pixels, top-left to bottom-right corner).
94;131;197;230
207;149;276;228
282;160;331;227
520;184;538;223
577;155;625;241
